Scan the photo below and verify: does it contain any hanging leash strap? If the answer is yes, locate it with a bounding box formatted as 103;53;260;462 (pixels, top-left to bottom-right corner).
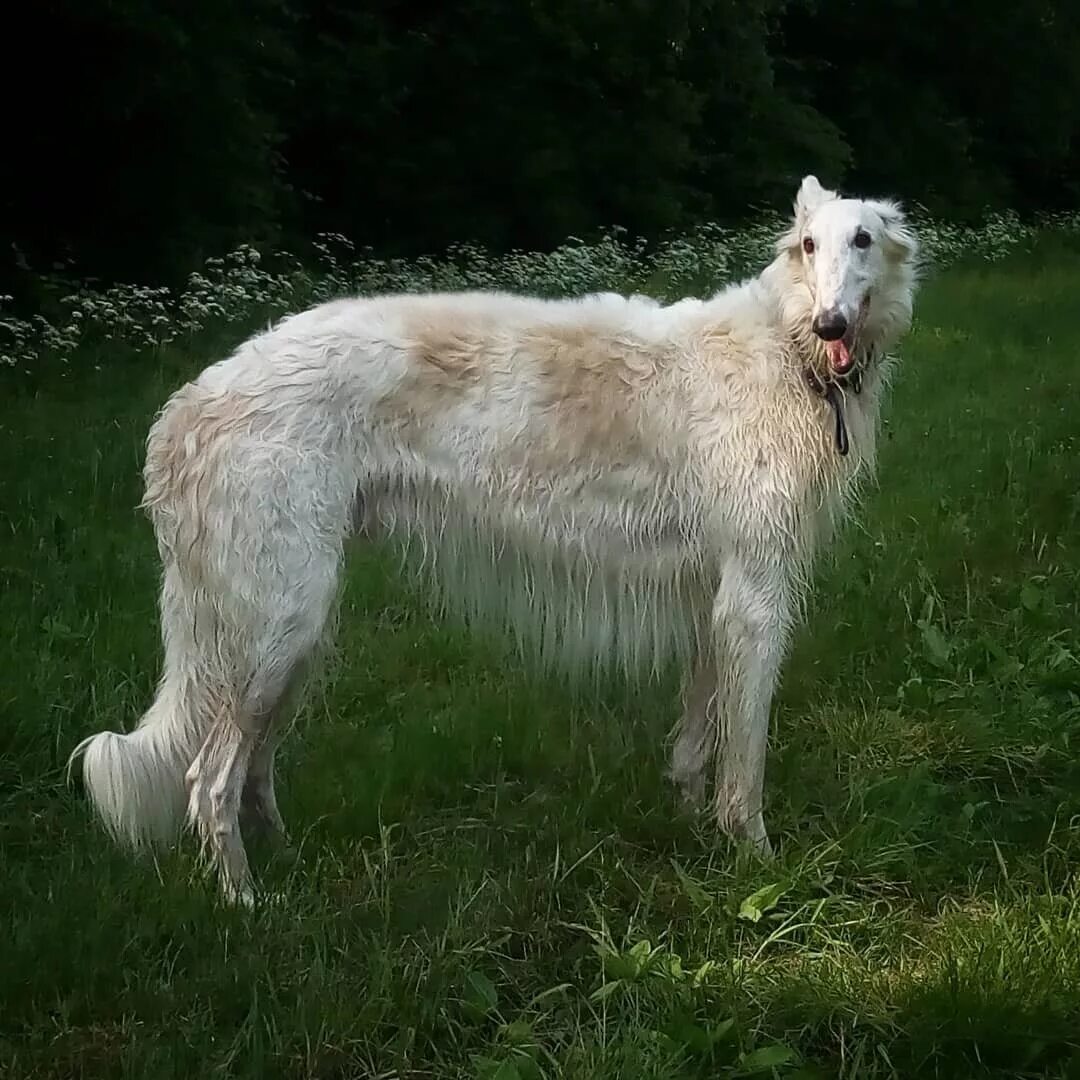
803;364;864;457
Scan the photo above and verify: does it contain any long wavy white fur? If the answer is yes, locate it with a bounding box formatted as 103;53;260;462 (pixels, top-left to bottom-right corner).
68;175;920;901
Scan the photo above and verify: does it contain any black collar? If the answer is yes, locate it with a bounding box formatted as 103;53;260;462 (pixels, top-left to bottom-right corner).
803;364;864;457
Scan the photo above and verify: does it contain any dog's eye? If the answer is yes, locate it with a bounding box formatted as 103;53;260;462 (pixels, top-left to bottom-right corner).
854;230;872;249
802;237;815;255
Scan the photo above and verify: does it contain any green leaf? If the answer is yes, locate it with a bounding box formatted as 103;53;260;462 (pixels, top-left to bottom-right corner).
523;983;572;1010
627;938;653;971
663;951;684;980
667;1016;713;1054
692;959;717;988
474;1052;538;1080
592;944;636;982
919;621;953;668
500;1020;534;1046
737;881;788;923
589;980;623;1004
668;1013;737;1055
991;655;1024;682
671;859;713;912
709;1016;737;1043
898;676;930;709
919;592;936;625
737;1043;798;1073
41;615;80;640
510;1055;542;1080
464;971;499;1016
1020;581;1042;611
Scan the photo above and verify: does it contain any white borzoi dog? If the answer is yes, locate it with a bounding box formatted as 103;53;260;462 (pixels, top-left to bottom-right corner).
70;176;919;904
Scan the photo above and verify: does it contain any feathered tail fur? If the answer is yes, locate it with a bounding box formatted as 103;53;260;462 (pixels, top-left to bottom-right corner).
68;667;206;849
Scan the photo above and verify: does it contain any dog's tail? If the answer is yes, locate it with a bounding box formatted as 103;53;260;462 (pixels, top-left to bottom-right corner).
69;391;216;849
68;660;207;849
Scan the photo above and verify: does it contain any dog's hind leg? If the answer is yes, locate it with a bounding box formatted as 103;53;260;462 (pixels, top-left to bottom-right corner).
669;663;718;809
242;737;287;841
709;553;793;856
185;578;339;904
186;710;259;905
240;664;314;844
183;501;346;904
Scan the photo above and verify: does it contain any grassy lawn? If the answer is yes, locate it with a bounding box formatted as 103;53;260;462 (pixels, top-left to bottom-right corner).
2;237;1080;1079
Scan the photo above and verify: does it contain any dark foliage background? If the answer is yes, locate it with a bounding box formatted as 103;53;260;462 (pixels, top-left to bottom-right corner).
5;0;1079;291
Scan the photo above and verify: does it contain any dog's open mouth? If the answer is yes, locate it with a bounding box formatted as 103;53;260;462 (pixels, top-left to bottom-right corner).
825;334;855;376
823;296;870;377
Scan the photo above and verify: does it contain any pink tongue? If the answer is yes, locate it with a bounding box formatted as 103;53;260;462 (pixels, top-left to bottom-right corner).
826;339;852;373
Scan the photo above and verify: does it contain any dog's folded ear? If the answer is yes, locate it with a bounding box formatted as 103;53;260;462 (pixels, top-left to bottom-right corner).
866;199;920;261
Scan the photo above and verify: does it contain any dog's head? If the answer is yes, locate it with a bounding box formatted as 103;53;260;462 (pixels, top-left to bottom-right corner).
779;175;919;376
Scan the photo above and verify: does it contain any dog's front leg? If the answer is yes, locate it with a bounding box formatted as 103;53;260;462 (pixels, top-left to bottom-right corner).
709;553;793;857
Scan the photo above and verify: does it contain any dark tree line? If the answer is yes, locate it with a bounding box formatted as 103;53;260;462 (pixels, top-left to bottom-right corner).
6;0;1080;291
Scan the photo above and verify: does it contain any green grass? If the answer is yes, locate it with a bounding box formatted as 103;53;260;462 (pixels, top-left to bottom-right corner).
3;237;1080;1079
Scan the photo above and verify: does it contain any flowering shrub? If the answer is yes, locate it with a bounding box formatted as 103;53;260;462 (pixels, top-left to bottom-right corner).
3;209;1079;370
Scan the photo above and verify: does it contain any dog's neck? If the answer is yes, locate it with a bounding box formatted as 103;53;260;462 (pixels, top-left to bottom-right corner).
787;314;882;461
758;257;882;457
800;350;873;457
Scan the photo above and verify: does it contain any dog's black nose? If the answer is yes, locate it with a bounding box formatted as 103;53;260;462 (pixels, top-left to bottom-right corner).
812;311;848;341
